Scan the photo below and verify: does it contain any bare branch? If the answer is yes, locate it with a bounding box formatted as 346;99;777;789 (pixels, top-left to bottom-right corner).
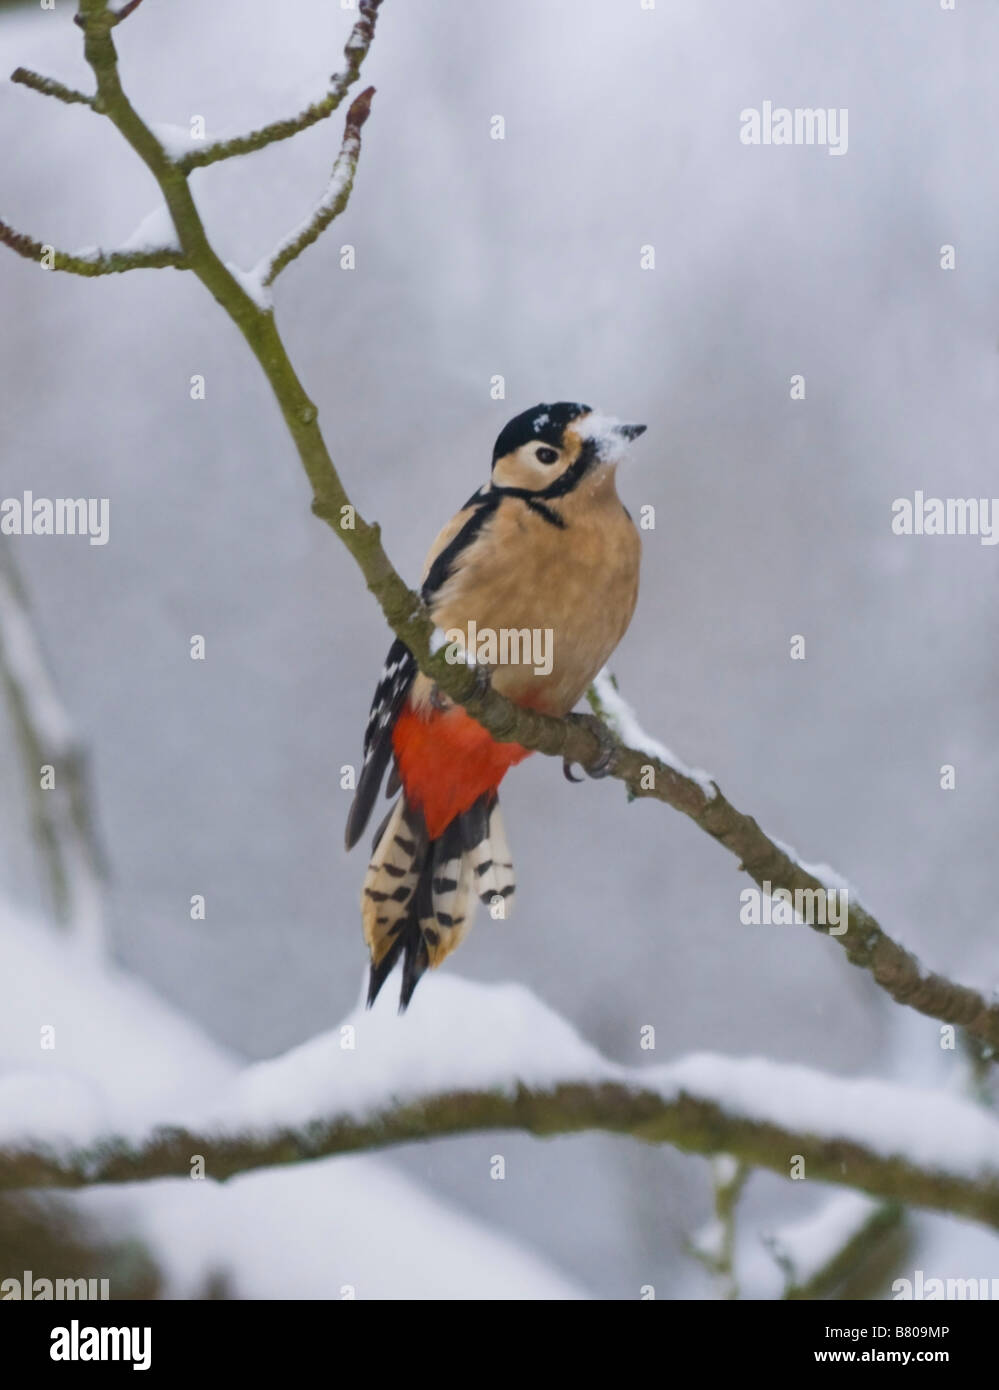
109;0;145;24
175;0;382;173
262;86;374;286
74;0;145;30
0;545;107;953
0;218;185;276
3;1070;998;1235
10;67;95;109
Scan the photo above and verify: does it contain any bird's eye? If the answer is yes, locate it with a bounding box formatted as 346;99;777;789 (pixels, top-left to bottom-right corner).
535;446;558;465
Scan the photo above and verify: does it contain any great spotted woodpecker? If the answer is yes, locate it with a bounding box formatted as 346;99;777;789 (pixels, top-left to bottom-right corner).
345;402;645;1008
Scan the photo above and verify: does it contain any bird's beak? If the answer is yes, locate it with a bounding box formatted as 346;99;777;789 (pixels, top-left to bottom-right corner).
583;415;648;463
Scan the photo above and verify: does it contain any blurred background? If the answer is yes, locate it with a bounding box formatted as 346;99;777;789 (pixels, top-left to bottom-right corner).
0;0;997;1298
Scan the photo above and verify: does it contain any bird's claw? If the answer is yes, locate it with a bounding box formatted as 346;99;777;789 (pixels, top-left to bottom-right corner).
430;661;491;712
470;662;492;698
565;712;619;781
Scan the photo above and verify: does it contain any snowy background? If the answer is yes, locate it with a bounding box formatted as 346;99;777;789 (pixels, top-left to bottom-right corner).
1;0;997;1297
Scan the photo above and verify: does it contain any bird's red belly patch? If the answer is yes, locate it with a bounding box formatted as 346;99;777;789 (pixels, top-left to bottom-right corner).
392;703;532;840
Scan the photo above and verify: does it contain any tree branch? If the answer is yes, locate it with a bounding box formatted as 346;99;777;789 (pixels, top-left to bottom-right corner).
75;0;145;26
3;1072;998;1234
11;67;95;108
0;545;107;952
687;1156;750;1298
261;85;374;285
0;219;185;276
777;1201;905;1300
108;0;146;24
4;0;996;1063
172;0;382;173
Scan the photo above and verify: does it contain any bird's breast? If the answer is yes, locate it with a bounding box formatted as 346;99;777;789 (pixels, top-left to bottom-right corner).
429;495;640;716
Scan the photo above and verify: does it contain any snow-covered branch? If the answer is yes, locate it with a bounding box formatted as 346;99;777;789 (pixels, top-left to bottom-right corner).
261;86;373;286
587;668;716;796
2;976;998;1235
0;912;588;1298
0;218;185;276
581;670;999;1057
171;0;382;174
768;1196;904;1300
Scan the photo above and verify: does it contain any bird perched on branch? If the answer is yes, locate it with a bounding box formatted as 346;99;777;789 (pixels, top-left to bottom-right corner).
345;402;646;1008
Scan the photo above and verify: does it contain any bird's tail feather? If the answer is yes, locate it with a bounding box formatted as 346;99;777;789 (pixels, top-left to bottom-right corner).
363;791;515;1010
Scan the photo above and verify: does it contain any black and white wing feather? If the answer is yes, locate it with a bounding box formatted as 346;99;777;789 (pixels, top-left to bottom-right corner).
344;637;417;850
345;485;497;854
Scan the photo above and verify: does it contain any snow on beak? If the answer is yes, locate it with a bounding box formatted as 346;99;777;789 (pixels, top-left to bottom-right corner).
583;414;648;463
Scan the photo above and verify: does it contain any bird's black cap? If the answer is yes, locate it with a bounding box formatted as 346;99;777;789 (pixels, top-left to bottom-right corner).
491;402;591;464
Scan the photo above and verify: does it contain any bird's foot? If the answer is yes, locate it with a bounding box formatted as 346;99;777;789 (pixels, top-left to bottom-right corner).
564;712;620;781
470;661;492;699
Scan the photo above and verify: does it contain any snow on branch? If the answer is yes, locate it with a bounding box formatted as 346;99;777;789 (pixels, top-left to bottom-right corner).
1;977;998;1232
585;679;999;1054
0;217;185;276
765;1194;904;1300
588;668;716;798
440;661;999;1057
0;548;106;953
172;0;382;174
260;86;373;286
0;911;586;1299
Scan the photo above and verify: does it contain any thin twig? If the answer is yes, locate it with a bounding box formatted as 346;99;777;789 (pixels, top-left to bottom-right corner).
0;545;107;953
174;0;382;173
74;0;145;29
0;219;185;276
687;1157;750;1298
262;86;373;285
11;67;95;108
109;0;145;24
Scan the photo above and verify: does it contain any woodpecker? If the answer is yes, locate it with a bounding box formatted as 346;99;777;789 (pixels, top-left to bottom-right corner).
345;402;646;1009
